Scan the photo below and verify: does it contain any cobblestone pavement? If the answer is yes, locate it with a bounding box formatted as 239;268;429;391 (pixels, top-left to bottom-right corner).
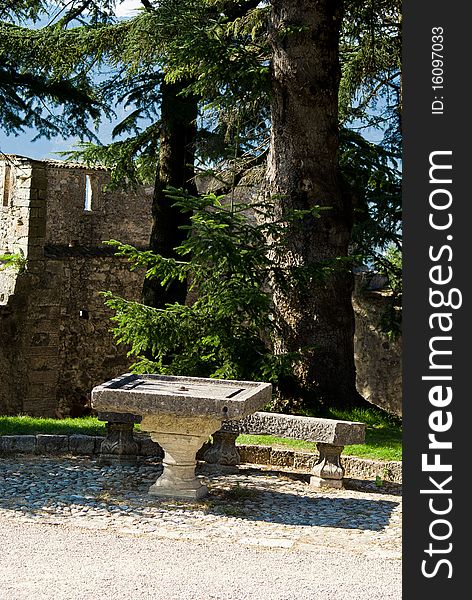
0;455;401;559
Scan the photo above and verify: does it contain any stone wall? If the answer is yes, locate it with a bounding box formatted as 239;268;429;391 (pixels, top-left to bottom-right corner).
1;157;36;302
0;157;33;257
0;156;153;417
52;253;146;416
353;275;402;417
4;253;148;417
0;305;15;413
44;162;153;248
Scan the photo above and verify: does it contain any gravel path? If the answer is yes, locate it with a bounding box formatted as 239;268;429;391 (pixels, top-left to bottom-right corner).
0;456;402;599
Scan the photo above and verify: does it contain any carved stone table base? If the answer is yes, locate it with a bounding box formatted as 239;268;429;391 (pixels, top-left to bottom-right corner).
141;415;221;499
99;422;139;466
310;443;344;489
203;430;240;474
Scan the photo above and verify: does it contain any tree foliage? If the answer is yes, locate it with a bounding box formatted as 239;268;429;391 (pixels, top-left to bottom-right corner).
0;1;121;139
341;0;402;149
103;190;308;384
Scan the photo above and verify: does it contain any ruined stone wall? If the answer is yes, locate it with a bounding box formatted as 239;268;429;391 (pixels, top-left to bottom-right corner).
0;156;152;417
51;252;147;416
3;252;147;418
0;305;15;412
0;157;35;303
44;163;153;247
1;157;48;415
0;157;32;256
353;275;402;417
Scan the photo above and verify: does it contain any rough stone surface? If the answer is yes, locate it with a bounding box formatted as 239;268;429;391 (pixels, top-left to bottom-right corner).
0;435;36;454
269;449;295;467
353;273;402;417
342;456;402;484
293;452;317;471
36;434;69;455
0;456;402;586
68;434;97;455
227;412;366;445
0;306;15;412
92;373;272;421
0;155;153;417
0;434;402;483
238;445;272;466
237;445;402;484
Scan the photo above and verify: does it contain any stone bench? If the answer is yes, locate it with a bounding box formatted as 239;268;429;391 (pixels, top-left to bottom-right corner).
96;410;366;489
203;412;366;489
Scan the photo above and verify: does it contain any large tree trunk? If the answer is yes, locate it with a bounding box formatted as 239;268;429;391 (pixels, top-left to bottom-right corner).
142;80;198;308
266;0;362;409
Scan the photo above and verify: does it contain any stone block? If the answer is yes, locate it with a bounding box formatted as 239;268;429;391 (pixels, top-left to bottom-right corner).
36;434;69;454
30;207;46;219
270;449;295;467
68;434;96;455
29;370;58;384
293;451;317;470
92;373;272;422
92;436;105;454
310;475;343;490
237;444;271;465
26;347;59;357
29;223;46;238
233;412;366;446
341;456;402;484
0;435;36;455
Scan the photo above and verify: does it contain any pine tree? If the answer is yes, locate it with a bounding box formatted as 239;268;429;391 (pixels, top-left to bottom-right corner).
0;1;116;140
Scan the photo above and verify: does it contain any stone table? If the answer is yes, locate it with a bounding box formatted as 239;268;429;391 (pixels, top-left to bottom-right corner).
91;373;271;499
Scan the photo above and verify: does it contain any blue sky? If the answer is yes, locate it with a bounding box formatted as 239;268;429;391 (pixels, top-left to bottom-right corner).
0;113;122;160
0;1;141;160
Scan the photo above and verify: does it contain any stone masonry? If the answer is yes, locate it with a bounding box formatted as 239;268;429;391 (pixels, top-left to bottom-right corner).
353;274;402;417
0;155;153;417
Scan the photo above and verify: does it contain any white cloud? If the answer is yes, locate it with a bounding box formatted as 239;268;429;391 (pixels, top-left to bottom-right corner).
115;0;142;17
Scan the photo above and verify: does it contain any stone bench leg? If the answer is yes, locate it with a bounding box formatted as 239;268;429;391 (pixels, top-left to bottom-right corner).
310;443;345;489
99;422;139;465
203;430;240;474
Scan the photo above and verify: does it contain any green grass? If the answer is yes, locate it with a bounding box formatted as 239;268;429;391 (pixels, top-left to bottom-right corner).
0;407;402;462
0;415;107;436
236;432;401;461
